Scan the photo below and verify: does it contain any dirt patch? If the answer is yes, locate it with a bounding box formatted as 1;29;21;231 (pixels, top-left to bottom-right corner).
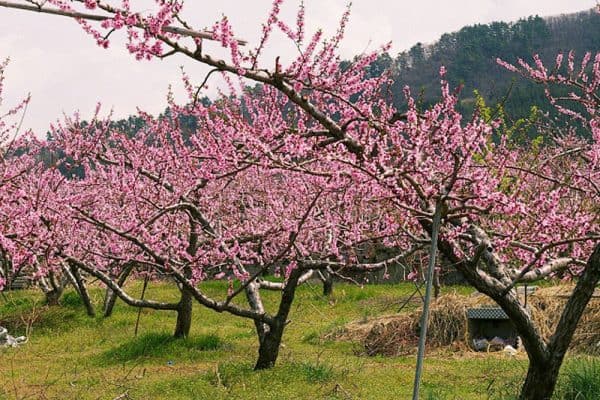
334;285;600;357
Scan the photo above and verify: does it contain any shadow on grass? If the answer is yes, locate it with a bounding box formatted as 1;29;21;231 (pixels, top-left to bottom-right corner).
97;332;225;364
1;289;109;334
0;302;86;335
60;291;84;308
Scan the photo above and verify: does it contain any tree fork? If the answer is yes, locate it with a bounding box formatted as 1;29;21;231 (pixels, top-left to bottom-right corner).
103;263;134;317
254;269;303;370
519;243;600;400
436;230;600;400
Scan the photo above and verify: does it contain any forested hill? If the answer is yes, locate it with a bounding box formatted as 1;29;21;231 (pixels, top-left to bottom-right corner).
379;8;600;121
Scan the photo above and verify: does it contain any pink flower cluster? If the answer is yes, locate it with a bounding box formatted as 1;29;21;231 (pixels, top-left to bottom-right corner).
1;1;598;294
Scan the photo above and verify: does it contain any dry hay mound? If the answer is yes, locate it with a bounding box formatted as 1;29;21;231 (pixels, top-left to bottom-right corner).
528;285;600;355
343;285;600;357
359;293;491;356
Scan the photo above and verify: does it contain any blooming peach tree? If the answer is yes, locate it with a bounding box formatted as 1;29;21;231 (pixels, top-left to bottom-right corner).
1;1;599;396
0;58;41;292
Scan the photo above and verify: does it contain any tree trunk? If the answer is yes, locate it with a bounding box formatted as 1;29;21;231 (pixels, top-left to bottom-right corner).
245;280;276;368
245;280;269;340
103;263;134;317
520;358;561;400
254;321;285;370
71;266;96;317
322;274;333;296
171;223;198;338
103;288;118;317
253;269;302;370
45;288;63;306
428;219;600;400
42;270;66;306
173;286;193;338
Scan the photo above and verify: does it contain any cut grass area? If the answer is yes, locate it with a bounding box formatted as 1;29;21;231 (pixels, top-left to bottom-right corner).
0;281;588;399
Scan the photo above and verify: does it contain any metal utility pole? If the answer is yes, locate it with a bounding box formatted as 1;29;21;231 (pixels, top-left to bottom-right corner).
412;200;443;400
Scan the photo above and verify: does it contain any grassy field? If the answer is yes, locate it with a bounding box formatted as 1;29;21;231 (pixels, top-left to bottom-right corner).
0;280;593;399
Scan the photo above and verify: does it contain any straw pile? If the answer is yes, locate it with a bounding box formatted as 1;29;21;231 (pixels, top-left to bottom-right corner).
337;285;600;357
528;285;600;354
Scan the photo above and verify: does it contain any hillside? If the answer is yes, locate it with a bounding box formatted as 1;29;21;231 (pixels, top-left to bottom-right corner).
382;8;600;124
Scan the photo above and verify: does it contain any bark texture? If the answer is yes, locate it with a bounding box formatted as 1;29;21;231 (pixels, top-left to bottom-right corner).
321;268;334;296
70;265;96;317
173;286;193;338
254;269;302;370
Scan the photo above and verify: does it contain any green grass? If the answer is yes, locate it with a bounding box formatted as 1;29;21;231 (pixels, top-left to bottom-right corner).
556;357;600;400
0;281;591;399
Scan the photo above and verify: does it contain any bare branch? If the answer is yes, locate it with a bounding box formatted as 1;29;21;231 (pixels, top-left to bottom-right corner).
511;257;582;283
299;244;425;273
507;235;600;290
258;270;315;291
67;256;179;310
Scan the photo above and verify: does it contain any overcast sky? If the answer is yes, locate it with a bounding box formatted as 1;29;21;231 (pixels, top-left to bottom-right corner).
0;0;595;135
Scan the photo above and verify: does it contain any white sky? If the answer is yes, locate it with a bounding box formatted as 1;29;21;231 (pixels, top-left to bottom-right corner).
0;0;596;135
